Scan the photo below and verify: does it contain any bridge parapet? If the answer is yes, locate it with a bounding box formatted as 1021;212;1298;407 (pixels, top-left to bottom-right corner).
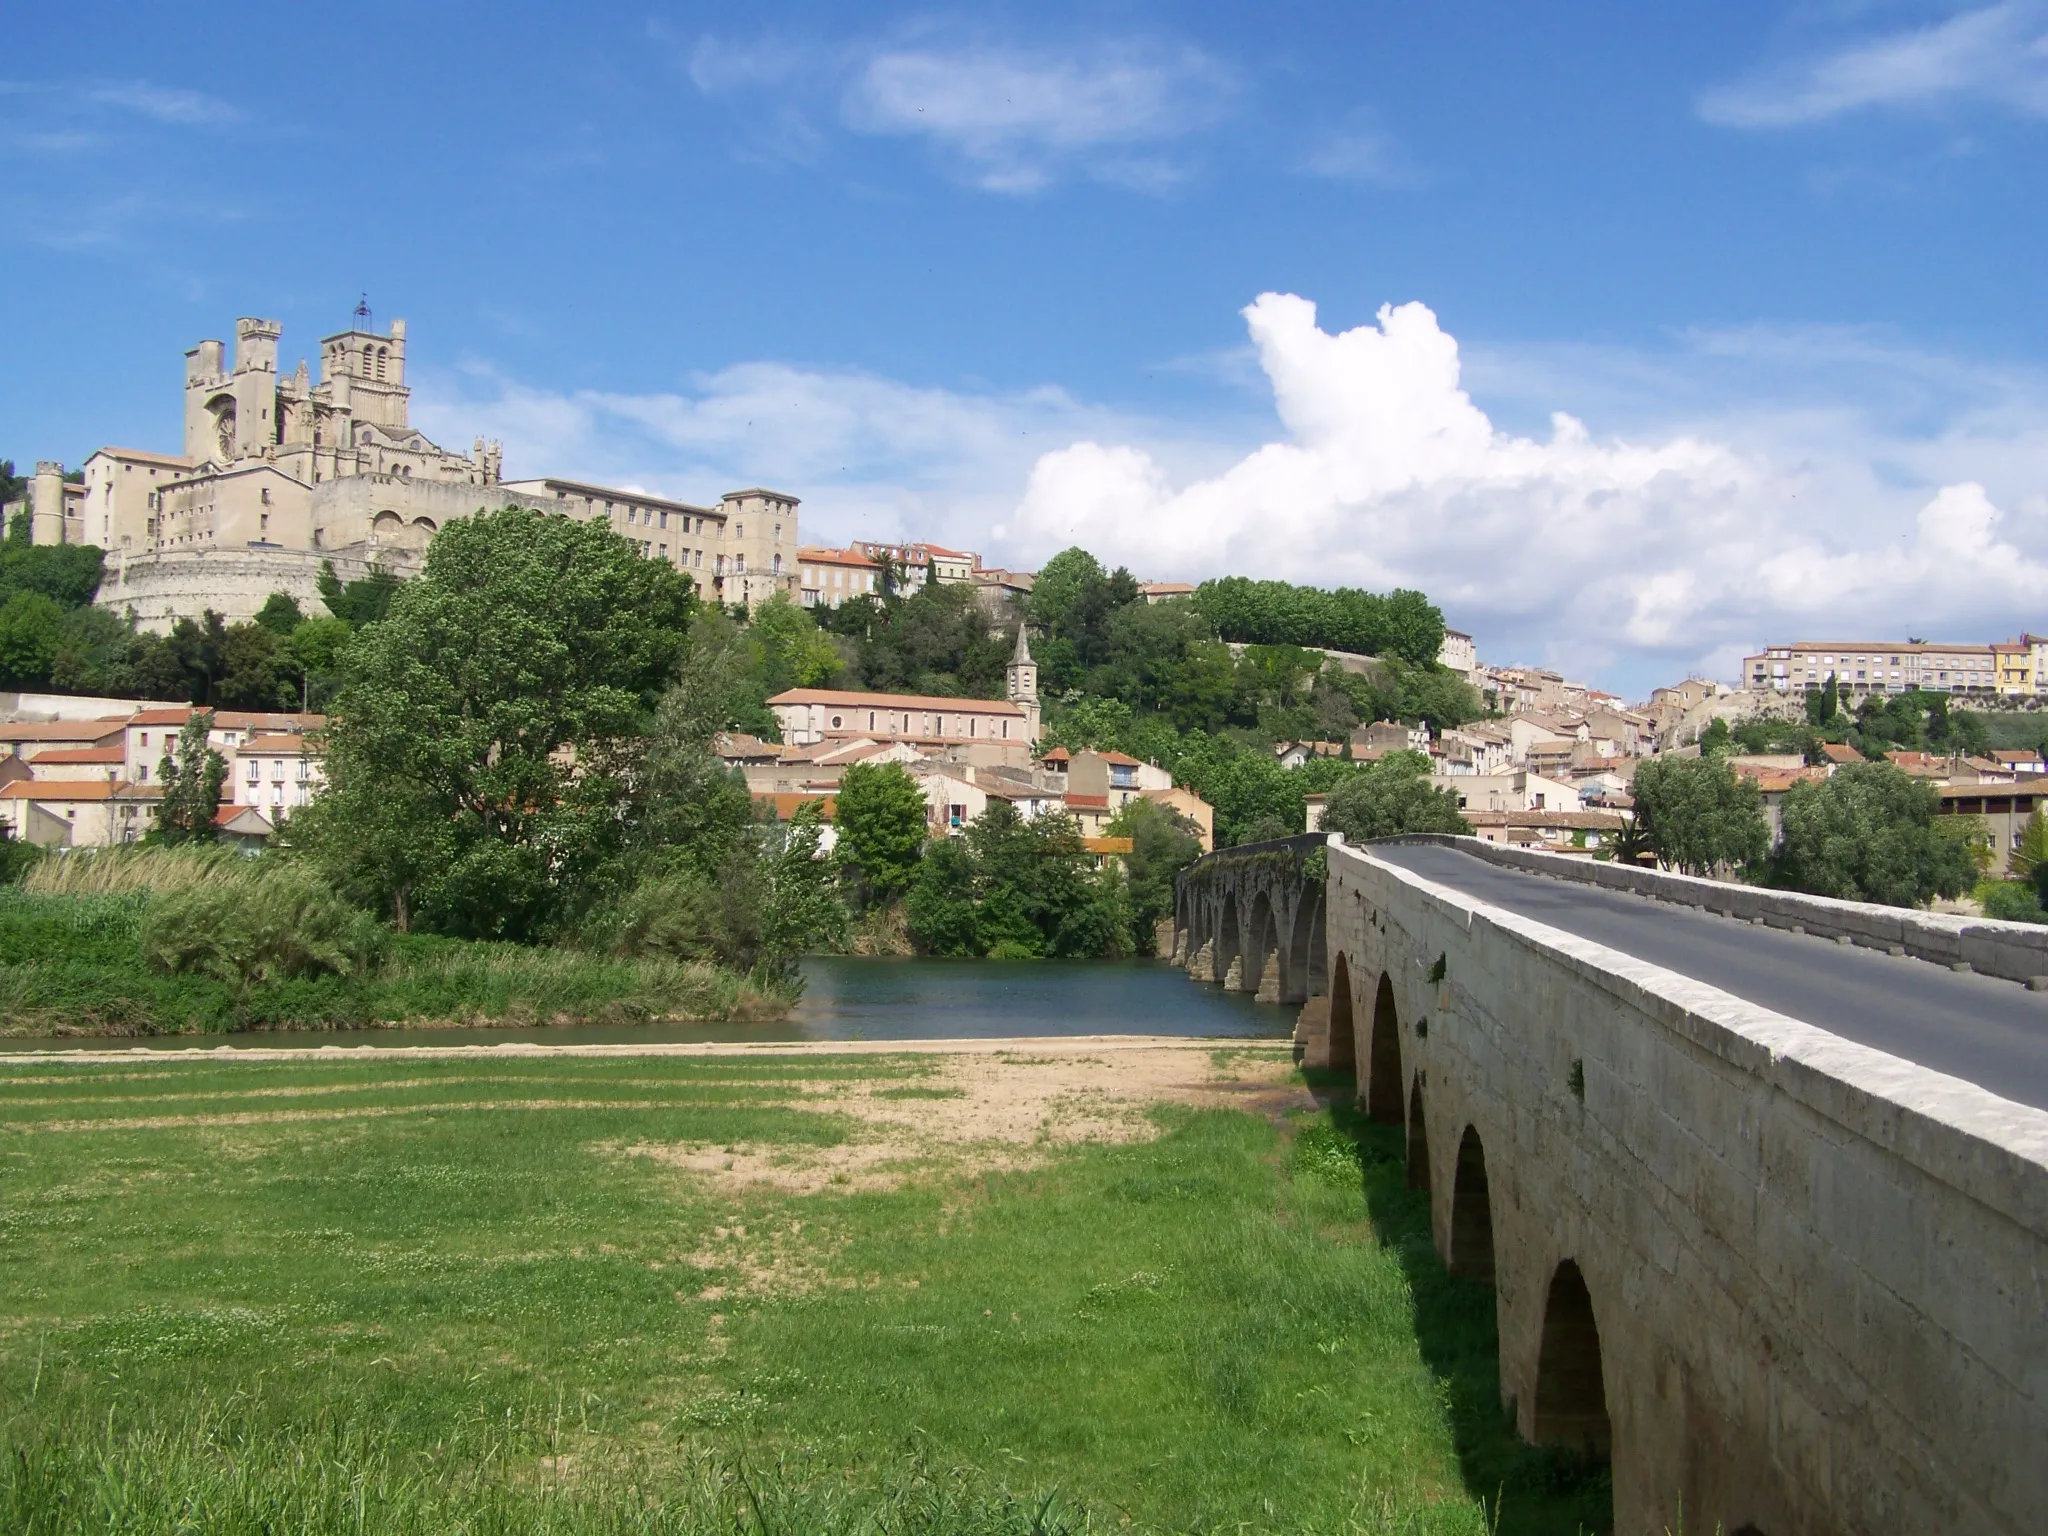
1393;831;2048;984
1327;833;2048;1535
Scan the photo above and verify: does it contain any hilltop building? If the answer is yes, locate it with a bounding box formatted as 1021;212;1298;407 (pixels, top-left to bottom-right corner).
7;311;801;630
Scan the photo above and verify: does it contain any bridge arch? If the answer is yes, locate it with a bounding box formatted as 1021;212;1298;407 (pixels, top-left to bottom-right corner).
1247;890;1277;995
1303;892;1327;996
1214;893;1242;986
1449;1126;1495;1283
1533;1259;1611;1456
1366;972;1404;1122
1327;953;1356;1073
1406;1076;1430;1191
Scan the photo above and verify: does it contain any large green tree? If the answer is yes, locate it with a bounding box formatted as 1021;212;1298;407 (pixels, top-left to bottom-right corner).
1107;796;1204;953
0;591;64;686
833;760;930;902
1318;751;1470;843
1630;756;1769;877
290;508;695;938
1764;762;1979;908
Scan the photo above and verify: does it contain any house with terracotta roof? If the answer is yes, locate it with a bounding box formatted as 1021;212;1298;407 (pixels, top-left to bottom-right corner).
230;734;325;821
1464;809;1629;855
795;545;880;609
1139;581;1195;604
0;779;160;847
123;708;324;784
27;746;127;784
0;719;127;761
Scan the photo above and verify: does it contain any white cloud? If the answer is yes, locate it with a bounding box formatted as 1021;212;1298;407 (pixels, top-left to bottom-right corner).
1298;117;1416;186
996;295;2048;687
685;31;1232;191
86;81;239;126
1701;3;2048;127
409;359;1177;550
414;297;2048;697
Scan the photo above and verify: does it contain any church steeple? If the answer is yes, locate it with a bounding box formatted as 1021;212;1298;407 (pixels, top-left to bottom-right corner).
1006;624;1041;743
1006;624;1037;704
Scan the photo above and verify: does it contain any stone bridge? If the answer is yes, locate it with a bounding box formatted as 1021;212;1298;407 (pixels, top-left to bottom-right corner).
1171;833;1328;1004
1172;832;2048;1535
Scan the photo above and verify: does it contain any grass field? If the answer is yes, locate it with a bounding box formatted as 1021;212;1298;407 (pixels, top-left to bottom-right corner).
0;1043;1610;1534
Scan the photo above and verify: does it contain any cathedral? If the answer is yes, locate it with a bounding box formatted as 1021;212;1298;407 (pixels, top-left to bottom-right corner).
11;311;802;631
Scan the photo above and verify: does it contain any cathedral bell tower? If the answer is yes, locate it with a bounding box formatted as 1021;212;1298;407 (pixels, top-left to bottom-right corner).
1006;625;1041;742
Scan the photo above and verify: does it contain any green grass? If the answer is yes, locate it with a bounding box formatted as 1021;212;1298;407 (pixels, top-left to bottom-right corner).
0;888;786;1036
0;1050;1608;1533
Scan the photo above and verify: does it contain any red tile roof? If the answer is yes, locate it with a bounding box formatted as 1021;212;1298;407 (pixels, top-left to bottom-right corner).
769;688;1025;715
29;746;126;765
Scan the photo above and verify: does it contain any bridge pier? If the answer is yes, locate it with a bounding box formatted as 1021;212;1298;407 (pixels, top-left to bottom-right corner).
1253;947;1282;1002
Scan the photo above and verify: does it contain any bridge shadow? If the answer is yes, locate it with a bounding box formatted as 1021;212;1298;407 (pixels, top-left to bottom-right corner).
1301;1070;1613;1536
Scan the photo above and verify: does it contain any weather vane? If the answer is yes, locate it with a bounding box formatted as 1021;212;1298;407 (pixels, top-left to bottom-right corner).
354;293;371;328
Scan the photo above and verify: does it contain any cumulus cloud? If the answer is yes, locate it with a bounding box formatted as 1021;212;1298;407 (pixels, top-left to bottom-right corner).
1701;2;2048;127
996;294;2048;684
416;296;2048;695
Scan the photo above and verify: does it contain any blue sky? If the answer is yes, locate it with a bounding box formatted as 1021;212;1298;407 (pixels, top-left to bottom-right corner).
7;2;2048;695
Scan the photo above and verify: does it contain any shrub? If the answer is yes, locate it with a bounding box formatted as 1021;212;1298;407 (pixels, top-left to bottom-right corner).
1978;879;2048;925
141;864;384;988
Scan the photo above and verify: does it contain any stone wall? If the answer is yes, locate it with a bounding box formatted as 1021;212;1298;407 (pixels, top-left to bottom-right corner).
1324;836;2048;1535
95;547;412;632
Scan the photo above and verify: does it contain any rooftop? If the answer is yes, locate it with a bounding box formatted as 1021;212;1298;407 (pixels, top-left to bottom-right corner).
769;688;1026;716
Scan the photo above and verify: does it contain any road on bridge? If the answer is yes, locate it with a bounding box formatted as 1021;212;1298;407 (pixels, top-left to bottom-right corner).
1370;842;2048;1115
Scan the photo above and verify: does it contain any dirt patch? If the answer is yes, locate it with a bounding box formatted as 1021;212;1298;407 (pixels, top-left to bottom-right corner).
614;1044;1308;1199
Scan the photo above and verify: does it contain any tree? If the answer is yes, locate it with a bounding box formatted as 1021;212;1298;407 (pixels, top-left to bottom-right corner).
758;802;850;974
747;591;844;691
1698;718;1732;757
254;592;305;636
1628;756;1767;877
1764;762;1980;908
0;541;105;610
905;835;979;955
316;561;402;627
289;508;696;939
215;621;291;709
834;761;929;902
1106;797;1203;954
1805;673;1839;727
2009;809;2048;903
153;711;225;844
1319;751;1471;842
0;591;64;686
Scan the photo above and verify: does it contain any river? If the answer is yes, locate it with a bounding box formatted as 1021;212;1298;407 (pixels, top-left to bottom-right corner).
0;956;1295;1053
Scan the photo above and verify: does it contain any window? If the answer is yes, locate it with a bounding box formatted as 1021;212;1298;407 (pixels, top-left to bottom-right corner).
831;715;843;728
735;522;743;537
659;511;668;529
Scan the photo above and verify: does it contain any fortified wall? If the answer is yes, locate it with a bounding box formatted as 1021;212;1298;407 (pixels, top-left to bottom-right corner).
1319;835;2047;1533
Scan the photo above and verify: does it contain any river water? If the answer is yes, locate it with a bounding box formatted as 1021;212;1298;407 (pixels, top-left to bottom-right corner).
1;956;1295;1054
